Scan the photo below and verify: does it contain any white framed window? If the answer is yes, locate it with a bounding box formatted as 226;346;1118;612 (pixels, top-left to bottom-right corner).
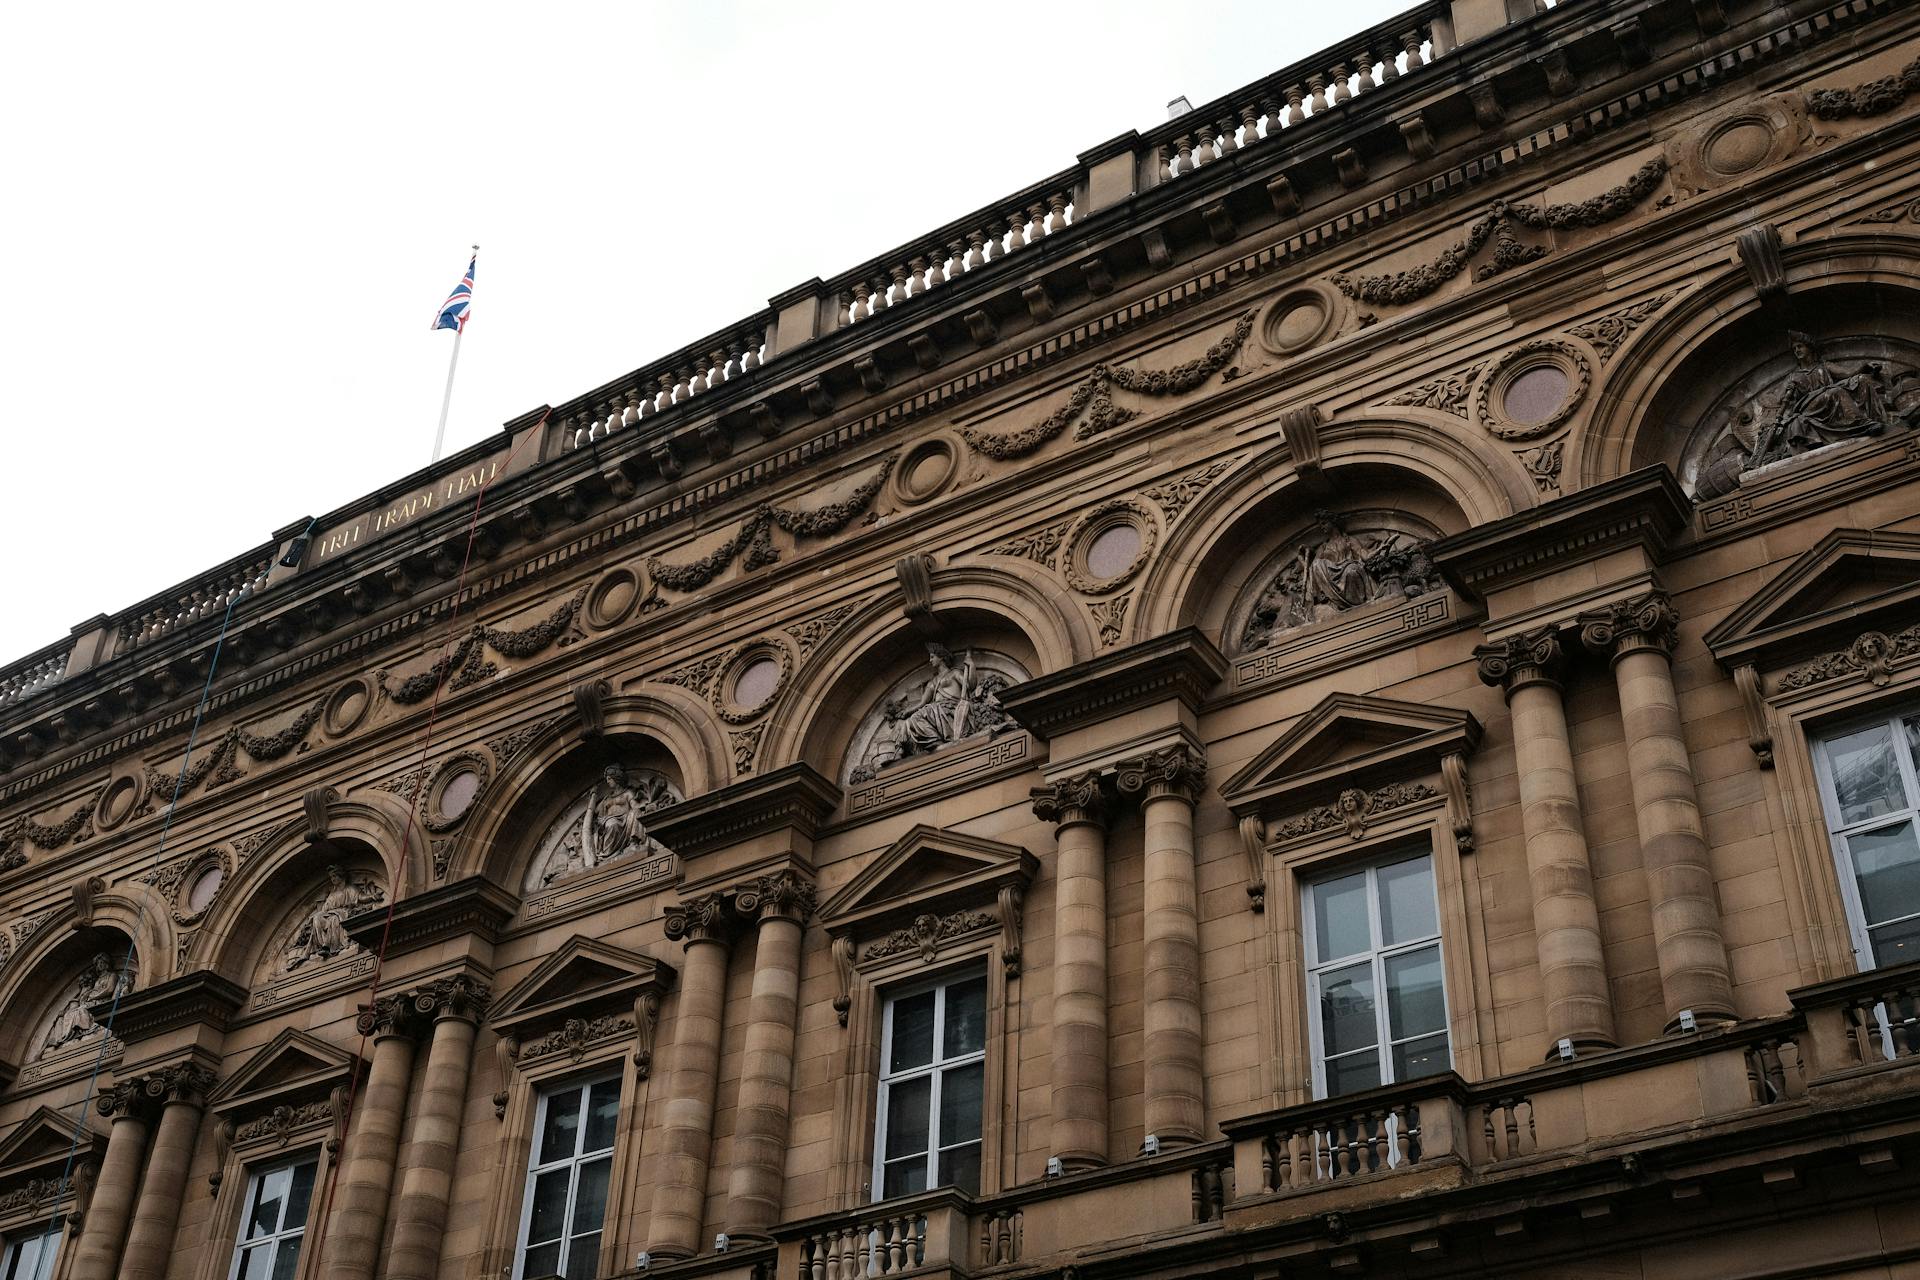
514;1072;619;1280
873;967;986;1200
1303;849;1451;1098
0;1220;61;1280
1813;710;1920;970
227;1156;316;1280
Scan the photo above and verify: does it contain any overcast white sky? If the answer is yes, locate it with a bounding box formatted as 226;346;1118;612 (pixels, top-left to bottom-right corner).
0;1;1414;667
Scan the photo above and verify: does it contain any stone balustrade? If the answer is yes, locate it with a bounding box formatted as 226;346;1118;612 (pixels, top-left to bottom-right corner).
0;643;69;711
778;1190;973;1280
115;552;275;653
1793;958;1920;1073
557;318;775;455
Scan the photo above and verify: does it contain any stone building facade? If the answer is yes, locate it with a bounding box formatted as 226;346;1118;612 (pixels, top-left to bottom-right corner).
3;1;1920;1277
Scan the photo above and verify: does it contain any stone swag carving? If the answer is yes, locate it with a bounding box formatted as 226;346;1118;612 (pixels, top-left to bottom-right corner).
526;764;680;891
275;867;384;978
36;952;131;1061
1238;512;1444;652
1691;332;1920;501
847;645;1020;784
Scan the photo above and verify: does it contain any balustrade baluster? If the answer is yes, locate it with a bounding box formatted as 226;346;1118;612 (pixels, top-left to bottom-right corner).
1001;211;1023;251
1332;63;1354;103
1356;49;1378;93
1402;30;1427;71
889;265;911;306
708;349;728;389
849;282;871;322
1371;1109;1390;1170
1215;116;1237;154
1239;104;1262;147
840;1225;858;1280
1193;128;1215;166
1048;192;1069;234
742;332;762;370
809;1235;825;1280
1308;74;1329;115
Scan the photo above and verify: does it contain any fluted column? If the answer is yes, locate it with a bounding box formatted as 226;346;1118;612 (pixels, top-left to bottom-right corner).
647;891;734;1259
1118;746;1208;1149
1581;591;1736;1030
117;1063;217;1280
1033;772;1110;1170
69;1078;157;1280
320;995;421;1280
387;976;491;1280
1477;630;1617;1055
724;872;815;1240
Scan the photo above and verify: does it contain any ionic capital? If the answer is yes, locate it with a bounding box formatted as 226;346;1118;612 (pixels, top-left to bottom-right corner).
1578;590;1678;664
411;974;491;1023
356;991;424;1041
1115;745;1208;805
98;1062;217;1117
97;1078;159;1122
1031;771;1106;829
735;870;817;926
1474;627;1567;696
664;890;734;947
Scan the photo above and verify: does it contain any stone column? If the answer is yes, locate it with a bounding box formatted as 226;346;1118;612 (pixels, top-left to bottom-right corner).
724;872;815;1240
1581;591;1736;1030
1477;630;1617;1055
1118;746;1208;1149
117;1063;217;1280
386;977;491;1280
319;995;420;1280
69;1079;156;1280
646;891;734;1260
1033;772;1110;1170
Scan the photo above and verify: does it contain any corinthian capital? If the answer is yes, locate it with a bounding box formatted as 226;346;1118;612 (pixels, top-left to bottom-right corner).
735;870;817;925
97;1078;159;1121
1115;745;1208;804
1474;627;1567;694
1031;771;1106;828
1578;590;1678;661
664;890;733;946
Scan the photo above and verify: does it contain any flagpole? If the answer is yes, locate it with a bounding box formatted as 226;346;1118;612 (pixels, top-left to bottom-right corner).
431;243;478;464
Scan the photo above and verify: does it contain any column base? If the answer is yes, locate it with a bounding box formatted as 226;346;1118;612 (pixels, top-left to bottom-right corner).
1665;1008;1738;1035
1053;1153;1108;1174
1540;1035;1618;1062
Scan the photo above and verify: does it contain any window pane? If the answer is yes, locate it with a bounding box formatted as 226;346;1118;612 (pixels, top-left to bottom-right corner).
283;1162;316;1230
583;1079;620;1154
943;976;988;1058
1318;962;1377;1057
1829;723;1906;825
1325;1052;1381;1097
1312;872;1370;961
565;1232;601;1280
1378;857;1437;944
883;1075;931;1161
27;1234;58;1280
521;1240;561;1280
883;1155;928;1199
570;1158;610;1235
1384;945;1447;1040
889;990;936;1071
233;1244;272;1280
247;1167;288;1239
268;1237;302;1280
1851;821;1920;929
526;1168;570;1246
1392;1032;1451;1083
938;1141;982;1195
939;1061;984;1145
1869;914;1920;968
539;1088;583;1165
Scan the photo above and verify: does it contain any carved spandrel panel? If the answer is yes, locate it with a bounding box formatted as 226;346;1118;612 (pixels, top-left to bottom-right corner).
844;646;1028;787
258;867;386;984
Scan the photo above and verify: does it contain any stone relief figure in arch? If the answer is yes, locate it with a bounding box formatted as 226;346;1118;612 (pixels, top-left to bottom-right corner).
846;644;1025;784
1688;331;1920;501
35;951;132;1061
258;867;386;983
524;764;680;891
1233;510;1445;652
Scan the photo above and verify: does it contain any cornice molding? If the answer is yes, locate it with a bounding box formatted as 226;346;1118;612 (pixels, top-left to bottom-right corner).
999;628;1227;740
645;762;840;861
342;875;519;960
88;971;246;1047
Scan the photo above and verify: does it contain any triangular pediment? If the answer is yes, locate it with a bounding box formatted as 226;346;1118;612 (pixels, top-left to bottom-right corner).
489;937;674;1036
820;826;1037;936
1705;529;1920;669
209;1028;357;1118
1221;693;1480;816
0;1107;97;1180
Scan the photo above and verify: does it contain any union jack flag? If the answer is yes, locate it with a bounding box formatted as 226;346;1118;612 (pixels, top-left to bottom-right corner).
432;253;476;332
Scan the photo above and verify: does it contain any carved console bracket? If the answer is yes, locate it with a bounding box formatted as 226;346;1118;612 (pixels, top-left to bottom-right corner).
896;553;937;629
1281;404;1330;495
572;679;612;741
1736;224;1787;300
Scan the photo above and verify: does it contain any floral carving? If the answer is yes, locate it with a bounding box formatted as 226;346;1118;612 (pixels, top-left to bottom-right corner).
987;521;1069;566
786;603;862;659
1089;594;1131;649
140;846;231;925
1518;440;1564;493
375;766;430;805
0;791;101;868
1333;160;1668;306
656;652;726;697
485;715;562;767
1568;294;1675;362
518;1015;635;1064
1272;783;1438;841
730;725;766;776
961;312;1256;459
234;1101;333;1146
1807;56;1920;119
1475;341;1592;442
1386;364;1484;417
0;1178;66;1215
1781;625;1920;691
648;456;896;592
1860;197;1920;226
864;909;998;962
378;591;586;706
1144;459;1236;525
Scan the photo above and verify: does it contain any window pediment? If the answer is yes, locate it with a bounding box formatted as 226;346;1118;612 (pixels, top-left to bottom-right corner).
1705;528;1920;674
818;825;1037;940
1221;693;1480;819
488;938;675;1092
0;1106;99;1227
208;1028;357;1123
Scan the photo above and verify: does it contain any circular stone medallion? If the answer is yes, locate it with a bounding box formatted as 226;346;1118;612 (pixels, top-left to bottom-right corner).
714;642;794;723
1474;340;1593;442
1063;498;1160;595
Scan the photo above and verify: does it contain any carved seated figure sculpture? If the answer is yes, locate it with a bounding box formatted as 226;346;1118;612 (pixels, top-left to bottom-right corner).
37;952;126;1060
529;765;680;890
277;866;385;976
848;644;1017;784
1239;512;1445;651
1693;332;1920;501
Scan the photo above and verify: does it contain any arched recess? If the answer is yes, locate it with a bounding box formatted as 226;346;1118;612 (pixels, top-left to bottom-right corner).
756;561;1090;782
189;791;424;989
1573;232;1920;492
1135;419;1527;643
452;689;719;891
0;882;173;1079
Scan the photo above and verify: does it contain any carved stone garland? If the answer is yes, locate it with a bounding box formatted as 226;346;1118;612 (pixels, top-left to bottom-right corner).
0;791;102;871
1807;54;1920;120
377;590;587;706
1271;782;1439;841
